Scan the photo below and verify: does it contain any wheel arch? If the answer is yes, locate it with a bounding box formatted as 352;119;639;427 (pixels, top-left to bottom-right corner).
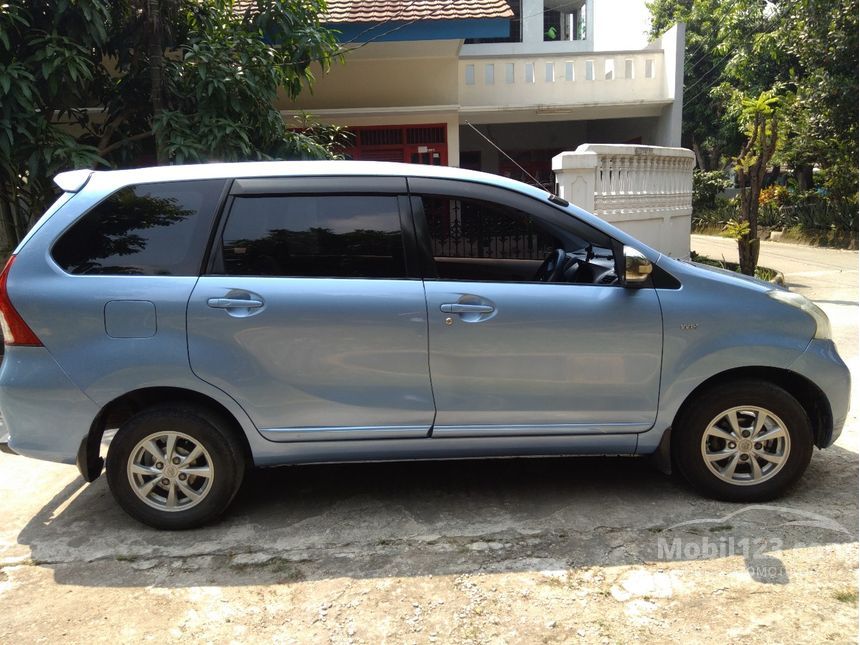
78;386;253;482
671;366;833;450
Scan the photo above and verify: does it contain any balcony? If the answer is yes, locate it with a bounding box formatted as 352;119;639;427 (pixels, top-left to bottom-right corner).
459;51;670;119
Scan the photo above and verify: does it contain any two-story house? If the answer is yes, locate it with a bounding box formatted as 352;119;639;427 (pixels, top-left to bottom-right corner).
281;0;685;187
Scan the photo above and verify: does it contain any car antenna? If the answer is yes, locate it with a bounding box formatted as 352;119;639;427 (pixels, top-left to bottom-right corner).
464;121;569;206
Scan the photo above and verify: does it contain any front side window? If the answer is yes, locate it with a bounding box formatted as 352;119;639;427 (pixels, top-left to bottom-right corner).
218;195;406;278
422;196;563;282
52;180;225;276
421;195;616;284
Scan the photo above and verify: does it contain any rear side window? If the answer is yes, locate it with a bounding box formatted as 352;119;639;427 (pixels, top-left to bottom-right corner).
217;195;406;278
52;179;225;276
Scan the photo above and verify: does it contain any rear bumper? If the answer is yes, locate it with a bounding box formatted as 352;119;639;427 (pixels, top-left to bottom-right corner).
0;346;100;464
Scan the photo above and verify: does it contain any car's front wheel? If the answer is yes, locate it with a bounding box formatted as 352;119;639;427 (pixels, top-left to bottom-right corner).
674;380;813;502
106;405;246;529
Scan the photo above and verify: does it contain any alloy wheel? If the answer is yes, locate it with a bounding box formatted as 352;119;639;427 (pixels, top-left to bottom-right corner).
700;405;791;486
126;431;215;511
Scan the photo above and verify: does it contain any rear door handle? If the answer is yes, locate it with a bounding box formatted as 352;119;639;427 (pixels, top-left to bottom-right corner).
207;297;264;309
440;303;495;314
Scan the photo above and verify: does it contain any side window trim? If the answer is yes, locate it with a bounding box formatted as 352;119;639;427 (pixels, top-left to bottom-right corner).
406;192;438;279
230;176;408;196
396;194;421;279
199;179;234;276
204;193;235;275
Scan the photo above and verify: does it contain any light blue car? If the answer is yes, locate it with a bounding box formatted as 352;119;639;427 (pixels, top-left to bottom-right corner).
0;161;850;529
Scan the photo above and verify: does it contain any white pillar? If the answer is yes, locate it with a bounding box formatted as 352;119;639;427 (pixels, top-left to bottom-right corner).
551;150;598;211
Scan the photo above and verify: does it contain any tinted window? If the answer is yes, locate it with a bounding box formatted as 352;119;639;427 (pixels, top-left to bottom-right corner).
219;195;406;278
423;196;562;261
52;180;225;276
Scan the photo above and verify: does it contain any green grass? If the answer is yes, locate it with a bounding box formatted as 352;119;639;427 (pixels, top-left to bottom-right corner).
689;252;779;282
833;589;858;604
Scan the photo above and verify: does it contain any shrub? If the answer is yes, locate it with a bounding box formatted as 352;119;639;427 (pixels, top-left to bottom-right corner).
692;170;732;212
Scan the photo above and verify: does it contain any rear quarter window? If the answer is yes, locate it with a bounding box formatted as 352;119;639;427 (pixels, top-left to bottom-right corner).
51;179;225;276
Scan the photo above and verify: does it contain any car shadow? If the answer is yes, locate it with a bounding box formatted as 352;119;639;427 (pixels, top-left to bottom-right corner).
16;444;859;588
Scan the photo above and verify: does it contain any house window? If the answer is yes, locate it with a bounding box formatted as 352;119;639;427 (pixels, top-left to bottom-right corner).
485;64;495;85
505;63;515;83
465;64;475;85
645;59;655;78
564;61;575;81
625;59;634;79
585;60;594;81
543;0;587;41
545;62;555;82
604;59;615;80
525;63;535;83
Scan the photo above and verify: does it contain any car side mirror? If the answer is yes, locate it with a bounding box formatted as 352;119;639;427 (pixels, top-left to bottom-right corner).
623;246;652;286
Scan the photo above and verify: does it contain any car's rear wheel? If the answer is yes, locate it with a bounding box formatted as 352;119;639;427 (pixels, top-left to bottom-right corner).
674;380;813;502
106;406;245;529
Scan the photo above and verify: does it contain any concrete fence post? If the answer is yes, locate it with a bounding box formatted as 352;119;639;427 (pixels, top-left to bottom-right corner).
551;150;598;213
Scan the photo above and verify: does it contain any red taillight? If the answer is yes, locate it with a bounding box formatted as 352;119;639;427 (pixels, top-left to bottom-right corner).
0;255;42;347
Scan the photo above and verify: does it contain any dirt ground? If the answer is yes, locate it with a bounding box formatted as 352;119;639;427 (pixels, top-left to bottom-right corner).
0;237;857;644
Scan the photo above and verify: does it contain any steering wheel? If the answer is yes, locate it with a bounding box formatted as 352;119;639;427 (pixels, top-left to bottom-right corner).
533;248;568;282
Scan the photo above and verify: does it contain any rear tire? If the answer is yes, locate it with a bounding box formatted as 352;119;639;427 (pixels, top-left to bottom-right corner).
106;405;246;529
673;380;813;502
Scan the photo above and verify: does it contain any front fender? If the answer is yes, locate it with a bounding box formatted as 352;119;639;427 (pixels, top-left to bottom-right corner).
637;267;815;453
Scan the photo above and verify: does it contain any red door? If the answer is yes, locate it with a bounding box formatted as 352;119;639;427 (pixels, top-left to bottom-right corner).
345;124;448;165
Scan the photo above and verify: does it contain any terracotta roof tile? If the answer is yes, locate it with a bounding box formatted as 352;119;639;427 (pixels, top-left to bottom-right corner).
324;0;512;22
234;1;513;23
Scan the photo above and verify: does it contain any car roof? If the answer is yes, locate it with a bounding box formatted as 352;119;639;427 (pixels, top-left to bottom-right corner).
67;160;550;199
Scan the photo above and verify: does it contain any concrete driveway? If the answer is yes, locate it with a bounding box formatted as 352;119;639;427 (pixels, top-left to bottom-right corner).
1;237;857;643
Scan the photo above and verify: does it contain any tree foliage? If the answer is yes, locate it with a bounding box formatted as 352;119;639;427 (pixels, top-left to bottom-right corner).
650;0;857;268
649;0;858;202
0;0;109;243
0;0;348;249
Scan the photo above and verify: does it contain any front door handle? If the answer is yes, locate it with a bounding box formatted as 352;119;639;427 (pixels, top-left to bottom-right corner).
207;297;264;309
440;303;495;314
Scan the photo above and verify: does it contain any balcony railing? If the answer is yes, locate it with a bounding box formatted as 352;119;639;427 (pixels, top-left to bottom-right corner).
459;51;667;109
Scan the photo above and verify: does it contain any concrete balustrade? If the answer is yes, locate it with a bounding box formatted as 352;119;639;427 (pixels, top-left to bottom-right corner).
552;143;695;258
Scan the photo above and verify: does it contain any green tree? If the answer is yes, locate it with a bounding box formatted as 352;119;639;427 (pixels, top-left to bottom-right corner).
777;0;858;198
650;0;858;254
0;0;109;246
648;0;786;171
730;92;780;275
0;0;348;251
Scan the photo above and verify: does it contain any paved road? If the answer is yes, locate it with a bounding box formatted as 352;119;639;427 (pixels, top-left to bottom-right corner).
0;238;857;643
691;233;859;303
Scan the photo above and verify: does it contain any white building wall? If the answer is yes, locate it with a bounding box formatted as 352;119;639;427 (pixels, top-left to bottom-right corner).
592;0;653;51
653;23;685;147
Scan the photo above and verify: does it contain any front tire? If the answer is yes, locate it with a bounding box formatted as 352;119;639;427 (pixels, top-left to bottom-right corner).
674;380;813;502
106;406;246;529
